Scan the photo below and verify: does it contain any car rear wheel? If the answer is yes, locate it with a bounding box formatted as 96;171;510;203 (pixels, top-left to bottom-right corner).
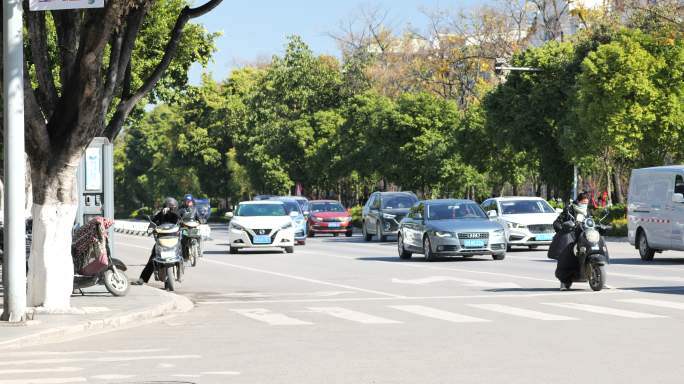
423;236;435;262
363;222;372;242
638;231;655;261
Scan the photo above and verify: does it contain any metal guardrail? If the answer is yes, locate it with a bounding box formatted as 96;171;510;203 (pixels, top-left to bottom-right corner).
113;220;212;240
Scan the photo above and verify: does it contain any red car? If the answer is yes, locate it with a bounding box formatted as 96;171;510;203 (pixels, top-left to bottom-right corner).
307;200;353;237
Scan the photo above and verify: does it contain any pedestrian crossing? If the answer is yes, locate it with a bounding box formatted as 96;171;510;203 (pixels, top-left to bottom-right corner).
225;298;684;326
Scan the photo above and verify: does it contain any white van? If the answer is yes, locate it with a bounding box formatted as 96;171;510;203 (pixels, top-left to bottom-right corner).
628;166;684;260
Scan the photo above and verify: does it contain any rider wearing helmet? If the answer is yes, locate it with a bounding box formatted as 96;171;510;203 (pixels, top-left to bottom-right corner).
549;192;590;290
134;197;180;285
179;194;203;223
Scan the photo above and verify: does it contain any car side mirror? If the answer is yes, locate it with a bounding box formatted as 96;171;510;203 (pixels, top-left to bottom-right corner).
487;210;498;218
555;208;563;214
303;211;309;216
673;193;684;203
225;212;234;219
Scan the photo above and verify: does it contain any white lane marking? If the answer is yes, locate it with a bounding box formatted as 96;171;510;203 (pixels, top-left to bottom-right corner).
202;258;405;298
2;349;166;358
231;308;312;325
308;307;402;324
206;291;354;298
391;276;520;289
173;374;201;378
202;371;241;375
0;355;201;367
0;367;82;375
91;374;136;380
157;363;175;368
543;303;667;319
390;305;489;323
609;272;684;283
619;298;684;310
295;247;558;284
0;379;86;384
197;288;631;305
468;304;577;321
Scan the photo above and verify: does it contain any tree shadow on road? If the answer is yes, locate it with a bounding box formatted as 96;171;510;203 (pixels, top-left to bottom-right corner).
483;287;565;293
621;286;684;295
609;257;684;266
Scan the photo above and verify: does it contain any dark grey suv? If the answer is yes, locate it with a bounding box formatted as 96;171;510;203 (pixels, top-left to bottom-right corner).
362;192;418;241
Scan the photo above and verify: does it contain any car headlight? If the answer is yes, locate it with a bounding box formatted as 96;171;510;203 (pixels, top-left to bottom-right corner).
281;221;293;229
313;216;323;222
382;213;396;219
506;222;526;229
585;229;600;244
494;229;505;236
342;216;352;222
435;231;453;238
230;222;245;231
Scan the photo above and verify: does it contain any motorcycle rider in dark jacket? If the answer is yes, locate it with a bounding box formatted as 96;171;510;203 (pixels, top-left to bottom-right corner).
179;194;204;223
548;193;590;290
134;197;180;285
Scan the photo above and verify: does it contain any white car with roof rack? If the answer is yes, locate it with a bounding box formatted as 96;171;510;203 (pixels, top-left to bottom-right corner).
481;197;561;250
226;201;296;254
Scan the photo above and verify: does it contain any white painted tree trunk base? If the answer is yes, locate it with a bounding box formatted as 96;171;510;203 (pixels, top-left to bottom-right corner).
27;203;77;309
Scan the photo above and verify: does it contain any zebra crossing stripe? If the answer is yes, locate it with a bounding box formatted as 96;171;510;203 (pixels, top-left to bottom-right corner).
468;304;577;321
543;303;667;319
390;305;489;323
308;307;401;324
231;308;312;325
619;298;684;310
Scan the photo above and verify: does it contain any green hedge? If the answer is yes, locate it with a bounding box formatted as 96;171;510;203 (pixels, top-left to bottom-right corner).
350;205;363;228
605;217;628;237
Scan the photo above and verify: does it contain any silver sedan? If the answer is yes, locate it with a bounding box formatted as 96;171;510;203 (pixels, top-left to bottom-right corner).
397;199;507;261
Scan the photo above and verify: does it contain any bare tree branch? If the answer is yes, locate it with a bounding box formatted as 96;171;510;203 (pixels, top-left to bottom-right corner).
105;0;224;140
26;7;58;119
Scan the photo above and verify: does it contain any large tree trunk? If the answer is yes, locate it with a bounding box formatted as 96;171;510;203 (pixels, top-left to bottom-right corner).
612;167;625;204
27;160;79;309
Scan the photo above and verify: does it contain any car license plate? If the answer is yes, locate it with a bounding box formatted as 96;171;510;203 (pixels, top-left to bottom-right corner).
463;239;485;248
328;222;340;228
253;235;271;244
536;234;553;241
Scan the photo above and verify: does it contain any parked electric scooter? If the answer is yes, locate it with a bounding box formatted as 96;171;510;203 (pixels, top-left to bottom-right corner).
72;217;130;296
147;216;184;291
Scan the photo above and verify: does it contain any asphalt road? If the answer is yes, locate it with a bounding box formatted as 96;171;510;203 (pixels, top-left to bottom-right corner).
6;226;684;384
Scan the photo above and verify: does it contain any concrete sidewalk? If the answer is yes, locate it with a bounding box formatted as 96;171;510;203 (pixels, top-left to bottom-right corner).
0;280;192;349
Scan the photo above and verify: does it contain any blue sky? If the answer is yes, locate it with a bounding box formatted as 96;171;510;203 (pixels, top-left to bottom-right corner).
188;0;486;83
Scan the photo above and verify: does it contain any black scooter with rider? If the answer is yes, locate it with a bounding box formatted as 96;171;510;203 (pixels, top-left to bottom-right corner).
134;197;180;285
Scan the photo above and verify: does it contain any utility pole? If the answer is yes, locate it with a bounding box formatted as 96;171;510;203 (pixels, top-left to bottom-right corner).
2;0;27;322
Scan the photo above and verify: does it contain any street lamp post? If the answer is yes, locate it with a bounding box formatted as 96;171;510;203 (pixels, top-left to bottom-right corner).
2;0;27;322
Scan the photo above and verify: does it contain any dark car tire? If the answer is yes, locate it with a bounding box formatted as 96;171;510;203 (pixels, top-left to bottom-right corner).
377;223;388;242
363;222;372;242
229;246;238;254
308;229;315;238
492;253;506;261
423;236;435;262
506;244;512;252
638;231;655;261
528;245;538;250
398;233;412;260
284;246;294;254
345;230;353;237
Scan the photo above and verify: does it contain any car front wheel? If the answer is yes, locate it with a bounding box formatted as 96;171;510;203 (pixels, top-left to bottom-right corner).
398;233;412;260
423;236;435;262
363;221;372;242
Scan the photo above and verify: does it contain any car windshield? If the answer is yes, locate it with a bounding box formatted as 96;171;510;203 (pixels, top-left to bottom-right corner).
277;200;302;215
236;203;286;217
310;202;346;213
427;203;486;220
295;200;309;213
382;195;417;209
500;200;555;215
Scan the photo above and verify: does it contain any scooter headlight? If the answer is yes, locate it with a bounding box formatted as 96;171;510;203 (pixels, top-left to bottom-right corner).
585;229;600;244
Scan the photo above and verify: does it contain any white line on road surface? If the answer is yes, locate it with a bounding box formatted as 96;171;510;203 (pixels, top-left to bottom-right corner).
202;371;241;375
308;307;402;324
543;303;667;319
91;374;136;380
468;304;578;321
0;349;164;357
202;258;406;298
197;288;631;305
619;298;684;310
0;367;83;375
0;379;86;384
231;308;313;325
390;305;490;323
0;355;202;367
391;276;521;289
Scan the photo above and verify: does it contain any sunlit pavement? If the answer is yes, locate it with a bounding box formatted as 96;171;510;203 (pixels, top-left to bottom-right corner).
5;226;684;384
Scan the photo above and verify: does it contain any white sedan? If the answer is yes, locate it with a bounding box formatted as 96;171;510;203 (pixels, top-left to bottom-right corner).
481;197;561;250
227;201;296;254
